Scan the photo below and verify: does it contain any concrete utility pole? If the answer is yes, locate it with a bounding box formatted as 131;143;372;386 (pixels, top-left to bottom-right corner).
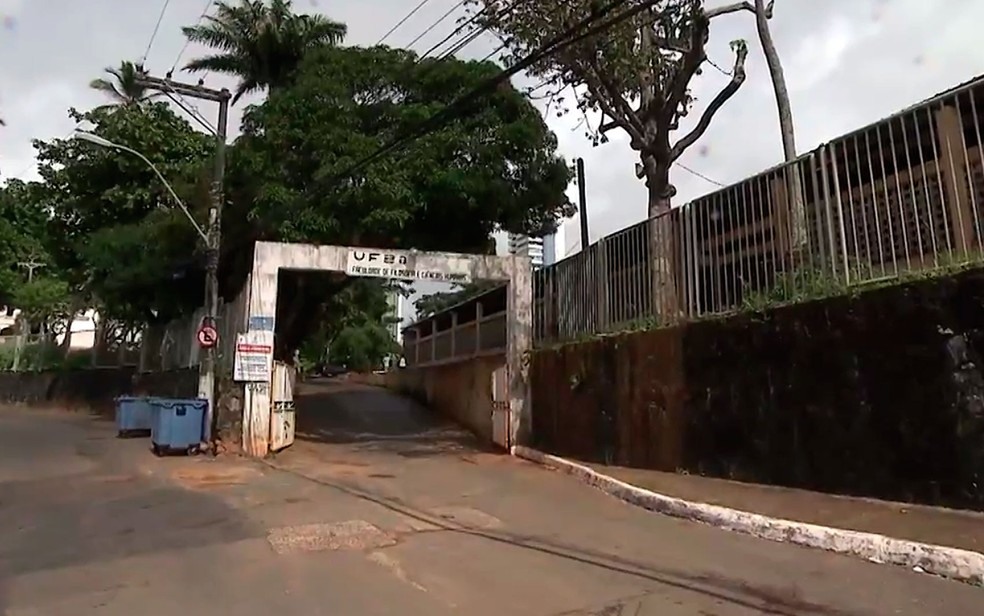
134;71;231;444
11;259;45;371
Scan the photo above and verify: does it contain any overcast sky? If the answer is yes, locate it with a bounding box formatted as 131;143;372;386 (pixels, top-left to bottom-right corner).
2;0;983;318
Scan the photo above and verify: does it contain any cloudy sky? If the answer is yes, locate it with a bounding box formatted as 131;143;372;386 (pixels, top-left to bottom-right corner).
2;0;983;317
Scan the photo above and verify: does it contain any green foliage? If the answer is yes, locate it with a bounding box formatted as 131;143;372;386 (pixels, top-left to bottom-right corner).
414;281;502;319
182;0;347;103
0;179;56;307
89;61;159;108
230;45;572;251
11;278;71;326
34;103;214;322
331;321;399;372
295;278;400;371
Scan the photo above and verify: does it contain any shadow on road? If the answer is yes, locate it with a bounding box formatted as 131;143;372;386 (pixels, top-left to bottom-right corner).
0;409;264;614
293;380;491;459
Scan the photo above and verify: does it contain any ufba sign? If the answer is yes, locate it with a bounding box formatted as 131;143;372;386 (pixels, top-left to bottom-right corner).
345;249;473;283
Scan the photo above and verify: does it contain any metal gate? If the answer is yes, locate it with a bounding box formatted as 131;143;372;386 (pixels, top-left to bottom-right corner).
491;364;510;450
270;361;296;452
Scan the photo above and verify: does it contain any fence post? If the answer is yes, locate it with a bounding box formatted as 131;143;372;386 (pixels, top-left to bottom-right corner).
596;237;609;331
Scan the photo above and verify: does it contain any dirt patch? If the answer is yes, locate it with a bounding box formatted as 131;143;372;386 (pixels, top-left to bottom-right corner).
266;520;396;554
170;464;262;489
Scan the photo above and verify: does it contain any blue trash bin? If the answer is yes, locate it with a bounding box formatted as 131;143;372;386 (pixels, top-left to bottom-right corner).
115;396;153;437
150;398;208;455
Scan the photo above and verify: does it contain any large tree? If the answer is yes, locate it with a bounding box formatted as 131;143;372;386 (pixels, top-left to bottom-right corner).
182;0;347;103
469;0;755;216
33;103;214;323
225;45;572;355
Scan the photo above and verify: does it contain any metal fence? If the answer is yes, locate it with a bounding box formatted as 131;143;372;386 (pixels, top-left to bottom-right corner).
139;282;249;372
401;74;984;355
532;74;984;344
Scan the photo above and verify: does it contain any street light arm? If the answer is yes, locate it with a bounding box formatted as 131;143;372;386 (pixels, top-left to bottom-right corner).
114;144;211;246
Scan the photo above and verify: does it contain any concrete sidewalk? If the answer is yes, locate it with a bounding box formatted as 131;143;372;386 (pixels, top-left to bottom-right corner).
584;463;984;554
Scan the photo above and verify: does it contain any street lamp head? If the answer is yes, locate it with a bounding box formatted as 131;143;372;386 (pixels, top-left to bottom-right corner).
73;131;117;149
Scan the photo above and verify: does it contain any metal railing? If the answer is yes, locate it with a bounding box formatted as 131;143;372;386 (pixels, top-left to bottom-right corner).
403;74;984;353
403;302;507;367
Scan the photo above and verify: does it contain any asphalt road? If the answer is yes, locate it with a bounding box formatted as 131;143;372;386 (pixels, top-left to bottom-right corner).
1;387;980;615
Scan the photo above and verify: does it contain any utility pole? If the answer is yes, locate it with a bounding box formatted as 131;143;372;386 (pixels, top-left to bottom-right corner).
12;259;45;371
134;71;231;445
576;158;589;250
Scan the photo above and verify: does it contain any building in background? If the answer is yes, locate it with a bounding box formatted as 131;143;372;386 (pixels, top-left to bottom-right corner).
508;224;565;268
384;289;404;346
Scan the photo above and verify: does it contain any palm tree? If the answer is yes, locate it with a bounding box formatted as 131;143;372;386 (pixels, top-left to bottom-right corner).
89;61;157;108
182;0;346;104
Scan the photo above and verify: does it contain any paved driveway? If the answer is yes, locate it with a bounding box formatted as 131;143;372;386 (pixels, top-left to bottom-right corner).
1;387;980;615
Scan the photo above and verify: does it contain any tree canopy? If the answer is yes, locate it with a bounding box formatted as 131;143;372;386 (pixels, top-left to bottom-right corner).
182;0;347;103
4;0;578;371
33;103;213;323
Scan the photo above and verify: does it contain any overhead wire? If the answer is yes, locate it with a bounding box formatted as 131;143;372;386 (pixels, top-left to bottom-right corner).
171;0;216;74
141;0;173;66
377;0;435;45
405;0;468;50
333;0;644;181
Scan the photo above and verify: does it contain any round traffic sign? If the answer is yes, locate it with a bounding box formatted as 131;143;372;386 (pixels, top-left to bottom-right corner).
197;325;219;349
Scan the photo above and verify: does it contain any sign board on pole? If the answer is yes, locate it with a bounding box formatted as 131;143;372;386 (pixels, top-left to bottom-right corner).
197;324;219;349
345;248;474;283
233;331;274;382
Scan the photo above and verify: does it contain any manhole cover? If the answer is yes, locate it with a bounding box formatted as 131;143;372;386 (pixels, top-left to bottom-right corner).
267;520;396;554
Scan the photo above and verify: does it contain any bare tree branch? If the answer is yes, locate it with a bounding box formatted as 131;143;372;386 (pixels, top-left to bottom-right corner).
582;57;647;143
670;40;749;160
705;0;773;19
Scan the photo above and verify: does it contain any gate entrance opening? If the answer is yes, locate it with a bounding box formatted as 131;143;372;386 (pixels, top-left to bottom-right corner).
237;241;532;458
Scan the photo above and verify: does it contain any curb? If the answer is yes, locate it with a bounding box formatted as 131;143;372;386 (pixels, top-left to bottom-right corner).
511;445;984;586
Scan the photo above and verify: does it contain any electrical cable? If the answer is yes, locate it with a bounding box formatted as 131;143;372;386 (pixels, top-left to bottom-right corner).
171;0;216;73
333;0;644;180
405;0;468;51
416;5;486;60
377;0;435;45
141;0;173;65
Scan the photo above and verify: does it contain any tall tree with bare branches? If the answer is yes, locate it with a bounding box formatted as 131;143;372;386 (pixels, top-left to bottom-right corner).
469;0;759;218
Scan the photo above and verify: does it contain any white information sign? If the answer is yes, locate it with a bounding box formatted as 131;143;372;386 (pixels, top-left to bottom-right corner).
345;248;473;283
233;330;274;382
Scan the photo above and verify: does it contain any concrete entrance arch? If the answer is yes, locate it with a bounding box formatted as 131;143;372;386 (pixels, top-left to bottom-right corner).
239;241;532;458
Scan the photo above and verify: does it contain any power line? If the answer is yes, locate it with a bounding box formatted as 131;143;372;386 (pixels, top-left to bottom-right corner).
171;0;215;73
405;0;467;50
416;5;485;60
675;162;725;187
141;0;173;65
377;0;435;45
334;0;645;181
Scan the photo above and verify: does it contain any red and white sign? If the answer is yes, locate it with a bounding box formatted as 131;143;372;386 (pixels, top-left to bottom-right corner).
197;325;219;348
233;331;274;382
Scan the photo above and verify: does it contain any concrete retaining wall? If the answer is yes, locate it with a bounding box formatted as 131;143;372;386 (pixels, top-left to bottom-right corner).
353;355;504;444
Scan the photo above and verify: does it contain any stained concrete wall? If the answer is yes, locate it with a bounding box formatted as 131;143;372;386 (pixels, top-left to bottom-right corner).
531;268;984;512
377;355;504;444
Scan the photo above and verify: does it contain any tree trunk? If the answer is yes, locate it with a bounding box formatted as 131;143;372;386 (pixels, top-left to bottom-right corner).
754;0;807;253
642;154;680;321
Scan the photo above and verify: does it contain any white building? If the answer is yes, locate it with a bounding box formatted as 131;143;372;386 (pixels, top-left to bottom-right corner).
508;225;565;268
384;289;404;345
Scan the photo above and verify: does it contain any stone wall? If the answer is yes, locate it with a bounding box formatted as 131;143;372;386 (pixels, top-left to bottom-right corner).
531;269;984;511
